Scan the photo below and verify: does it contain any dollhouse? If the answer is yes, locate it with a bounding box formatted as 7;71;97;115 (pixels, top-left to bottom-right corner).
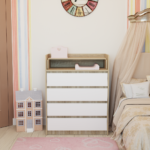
16;90;43;132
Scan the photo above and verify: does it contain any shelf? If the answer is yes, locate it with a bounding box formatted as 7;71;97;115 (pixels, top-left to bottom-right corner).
46;68;108;72
48;54;107;60
46;54;109;71
48;57;106;60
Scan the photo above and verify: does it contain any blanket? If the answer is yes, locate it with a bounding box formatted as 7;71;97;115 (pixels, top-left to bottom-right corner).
112;105;150;150
113;97;150;126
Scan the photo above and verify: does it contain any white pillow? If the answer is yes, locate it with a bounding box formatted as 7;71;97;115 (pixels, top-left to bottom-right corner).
122;82;149;98
131;82;149;98
121;78;147;97
122;84;133;98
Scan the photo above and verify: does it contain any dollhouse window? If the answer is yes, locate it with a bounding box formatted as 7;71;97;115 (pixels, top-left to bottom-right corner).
18;111;24;117
35;119;41;125
27;102;32;108
35;102;41;107
18;120;24;126
28;111;32;117
35;110;41;116
18;103;23;108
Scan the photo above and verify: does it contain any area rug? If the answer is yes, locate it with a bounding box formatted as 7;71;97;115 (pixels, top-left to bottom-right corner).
11;137;119;150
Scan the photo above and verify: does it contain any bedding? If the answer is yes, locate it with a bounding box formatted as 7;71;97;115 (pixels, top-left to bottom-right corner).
112;105;150;150
121;78;147;97
113;78;150;150
121;84;132;98
131;82;149;98
113;97;150;126
121;81;149;98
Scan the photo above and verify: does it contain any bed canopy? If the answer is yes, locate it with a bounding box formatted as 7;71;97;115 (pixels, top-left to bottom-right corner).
110;8;150;128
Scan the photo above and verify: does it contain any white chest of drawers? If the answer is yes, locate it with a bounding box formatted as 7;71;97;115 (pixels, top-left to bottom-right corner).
45;54;109;135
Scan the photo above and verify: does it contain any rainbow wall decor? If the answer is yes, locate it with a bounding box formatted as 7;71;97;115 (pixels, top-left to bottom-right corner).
128;0;150;53
12;0;32;118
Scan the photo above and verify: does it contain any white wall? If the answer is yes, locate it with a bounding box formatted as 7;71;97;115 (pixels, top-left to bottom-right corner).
31;0;127;123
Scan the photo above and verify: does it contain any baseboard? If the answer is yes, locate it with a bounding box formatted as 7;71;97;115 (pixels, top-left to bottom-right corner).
13;118;16;125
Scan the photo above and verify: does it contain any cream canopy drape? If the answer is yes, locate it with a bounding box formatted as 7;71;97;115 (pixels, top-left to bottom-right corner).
109;9;150;127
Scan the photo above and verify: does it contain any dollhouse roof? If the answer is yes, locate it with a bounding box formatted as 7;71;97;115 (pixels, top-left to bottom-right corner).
16;91;42;101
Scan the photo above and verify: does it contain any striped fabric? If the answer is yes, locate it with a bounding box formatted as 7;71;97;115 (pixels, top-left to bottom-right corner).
12;0;32;118
128;0;150;53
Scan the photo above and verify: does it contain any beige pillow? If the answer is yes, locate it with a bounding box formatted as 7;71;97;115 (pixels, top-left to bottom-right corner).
121;78;147;97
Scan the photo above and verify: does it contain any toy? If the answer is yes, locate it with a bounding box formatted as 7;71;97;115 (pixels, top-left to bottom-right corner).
16;90;43;132
75;64;100;70
51;46;68;58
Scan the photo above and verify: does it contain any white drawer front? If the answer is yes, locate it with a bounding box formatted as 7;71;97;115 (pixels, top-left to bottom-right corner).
47;88;107;101
47;73;107;86
48;118;107;131
47;103;107;116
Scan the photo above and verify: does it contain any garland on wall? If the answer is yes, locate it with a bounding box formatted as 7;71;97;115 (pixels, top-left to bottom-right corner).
12;0;32;118
128;0;150;53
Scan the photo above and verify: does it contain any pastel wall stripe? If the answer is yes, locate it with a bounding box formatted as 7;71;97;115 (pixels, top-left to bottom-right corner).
135;0;140;12
12;0;32;118
127;0;129;28
142;42;146;52
12;0;18;118
18;0;22;90
146;0;150;52
128;0;150;53
147;0;150;7
24;0;29;90
140;0;146;10
145;28;150;52
28;0;32;90
131;0;135;15
27;0;30;90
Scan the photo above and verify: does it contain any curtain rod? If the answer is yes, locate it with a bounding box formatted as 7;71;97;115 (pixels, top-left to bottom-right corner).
128;8;150;23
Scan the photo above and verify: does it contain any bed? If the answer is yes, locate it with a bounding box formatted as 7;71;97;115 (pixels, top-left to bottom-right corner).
112;53;150;150
113;97;150;150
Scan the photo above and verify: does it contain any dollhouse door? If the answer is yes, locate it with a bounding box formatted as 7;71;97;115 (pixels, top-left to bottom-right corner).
27;120;33;128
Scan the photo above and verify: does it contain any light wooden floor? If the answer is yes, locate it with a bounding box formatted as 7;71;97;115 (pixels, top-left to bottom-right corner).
0;126;114;150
